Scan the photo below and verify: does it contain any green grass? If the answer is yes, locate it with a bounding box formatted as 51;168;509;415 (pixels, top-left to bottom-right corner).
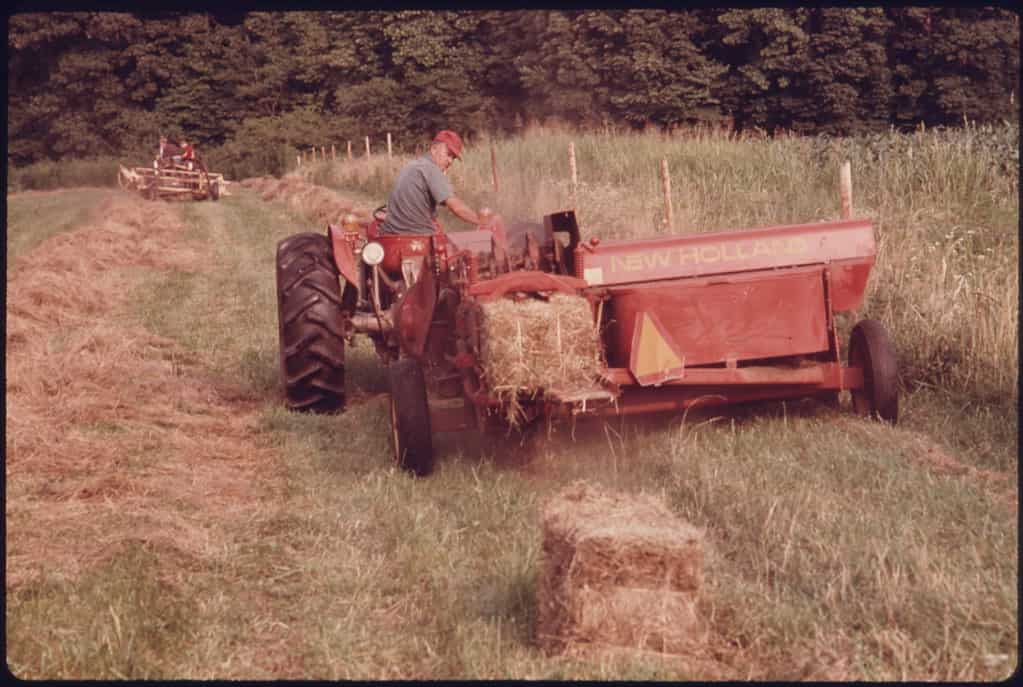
6;124;1018;680
7;156;124;192
6;188;117;268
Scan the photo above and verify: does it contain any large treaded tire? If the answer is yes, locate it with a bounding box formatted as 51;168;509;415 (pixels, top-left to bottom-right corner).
276;233;347;413
388;358;434;476
848;319;899;424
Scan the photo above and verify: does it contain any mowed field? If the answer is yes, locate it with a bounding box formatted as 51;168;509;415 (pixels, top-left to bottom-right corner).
5;126;1018;680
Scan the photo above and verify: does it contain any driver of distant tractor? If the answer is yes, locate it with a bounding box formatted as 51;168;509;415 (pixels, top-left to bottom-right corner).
179;140;196;170
156;136;181;168
378;130;485;235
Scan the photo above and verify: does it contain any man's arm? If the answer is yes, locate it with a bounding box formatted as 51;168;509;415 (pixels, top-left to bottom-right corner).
443;195;482;227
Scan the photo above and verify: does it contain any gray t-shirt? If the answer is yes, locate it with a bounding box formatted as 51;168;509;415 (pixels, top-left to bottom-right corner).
378;155;453;235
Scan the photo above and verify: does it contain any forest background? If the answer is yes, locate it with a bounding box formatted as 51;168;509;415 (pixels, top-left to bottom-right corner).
7;8;1021;181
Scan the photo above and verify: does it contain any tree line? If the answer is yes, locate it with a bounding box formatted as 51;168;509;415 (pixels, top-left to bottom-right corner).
7;9;1020;175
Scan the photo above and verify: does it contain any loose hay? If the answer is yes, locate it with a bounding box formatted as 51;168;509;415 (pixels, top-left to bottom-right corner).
537;481;707;658
476;293;603;424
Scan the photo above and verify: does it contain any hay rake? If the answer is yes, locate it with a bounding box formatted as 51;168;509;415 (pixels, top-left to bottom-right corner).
118;162;227;201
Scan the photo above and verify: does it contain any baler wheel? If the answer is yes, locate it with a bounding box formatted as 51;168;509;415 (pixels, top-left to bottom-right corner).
848;319;898;423
388;358;434;476
276;233;347;413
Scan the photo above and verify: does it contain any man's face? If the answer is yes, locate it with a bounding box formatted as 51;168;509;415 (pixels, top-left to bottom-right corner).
431;142;455;172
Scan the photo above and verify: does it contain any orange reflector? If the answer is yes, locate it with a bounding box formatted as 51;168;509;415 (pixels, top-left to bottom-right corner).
629;311;686;386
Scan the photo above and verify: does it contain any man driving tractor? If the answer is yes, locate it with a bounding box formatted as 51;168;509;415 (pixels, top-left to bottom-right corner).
378;130;486;235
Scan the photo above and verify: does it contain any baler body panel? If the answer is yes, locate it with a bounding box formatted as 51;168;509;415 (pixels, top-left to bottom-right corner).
578;218;875;312
604;265;831;369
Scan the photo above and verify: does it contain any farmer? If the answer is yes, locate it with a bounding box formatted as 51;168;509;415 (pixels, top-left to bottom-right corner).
378;130;486;235
156;136;181;166
179;139;196;169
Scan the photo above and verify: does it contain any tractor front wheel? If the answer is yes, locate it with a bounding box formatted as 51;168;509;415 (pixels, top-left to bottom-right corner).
276;233;347;413
388;358;434;476
848;319;898;423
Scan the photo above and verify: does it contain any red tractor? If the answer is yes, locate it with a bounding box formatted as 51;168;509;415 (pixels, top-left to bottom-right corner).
276;206;897;476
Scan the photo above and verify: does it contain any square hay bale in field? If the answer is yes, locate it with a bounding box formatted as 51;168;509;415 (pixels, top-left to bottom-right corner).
537;481;706;657
476;292;603;401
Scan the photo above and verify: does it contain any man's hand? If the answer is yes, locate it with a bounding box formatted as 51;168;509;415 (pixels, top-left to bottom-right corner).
444;196;481;226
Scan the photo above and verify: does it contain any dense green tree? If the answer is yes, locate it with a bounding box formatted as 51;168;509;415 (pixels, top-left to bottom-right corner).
6;9;1020;166
711;8;814;132
887;7;1020;128
512;11;610;126
804;8;894;135
601;10;727;129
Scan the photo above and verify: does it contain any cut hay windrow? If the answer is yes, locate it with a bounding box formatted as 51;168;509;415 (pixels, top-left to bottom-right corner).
245;175;372;228
476;293;603;423
5;193;278;591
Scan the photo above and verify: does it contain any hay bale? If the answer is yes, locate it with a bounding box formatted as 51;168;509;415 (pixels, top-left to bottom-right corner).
477;292;602;402
537;481;706;657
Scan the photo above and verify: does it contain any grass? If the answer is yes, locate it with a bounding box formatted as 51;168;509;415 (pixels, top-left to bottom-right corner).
5;124;1018;680
6;156;125;193
5;188;118;269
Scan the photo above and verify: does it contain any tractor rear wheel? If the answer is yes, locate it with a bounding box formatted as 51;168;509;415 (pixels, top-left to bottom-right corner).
388;358;434;476
848;319;898;423
276;233;347;413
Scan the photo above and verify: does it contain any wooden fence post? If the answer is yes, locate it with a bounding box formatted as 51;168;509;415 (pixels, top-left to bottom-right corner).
387;132;392;160
347;141;353;161
297;154;302;168
331;144;336;161
840;160;852;219
661;158;674;231
321;146;326;161
365;136;371;157
568;141;578;209
490;144;499;193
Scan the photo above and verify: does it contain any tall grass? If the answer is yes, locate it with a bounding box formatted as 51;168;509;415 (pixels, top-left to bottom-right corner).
7;156;125;192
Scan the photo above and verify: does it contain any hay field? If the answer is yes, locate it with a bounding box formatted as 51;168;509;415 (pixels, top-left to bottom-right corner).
5;123;1017;680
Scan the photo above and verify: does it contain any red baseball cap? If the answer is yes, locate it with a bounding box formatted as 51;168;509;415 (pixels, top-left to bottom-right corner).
433;130;464;159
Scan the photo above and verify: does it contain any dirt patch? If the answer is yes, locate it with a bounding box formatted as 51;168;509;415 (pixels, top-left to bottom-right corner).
5;193;282;590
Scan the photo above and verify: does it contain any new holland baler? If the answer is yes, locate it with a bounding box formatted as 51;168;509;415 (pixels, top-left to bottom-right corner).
276;205;897;476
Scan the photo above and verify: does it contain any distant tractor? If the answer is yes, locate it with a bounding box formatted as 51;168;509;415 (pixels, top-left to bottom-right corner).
276;202;897;476
118;156;226;201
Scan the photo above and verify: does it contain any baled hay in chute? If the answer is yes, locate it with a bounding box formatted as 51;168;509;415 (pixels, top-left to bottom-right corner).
476;293;603;423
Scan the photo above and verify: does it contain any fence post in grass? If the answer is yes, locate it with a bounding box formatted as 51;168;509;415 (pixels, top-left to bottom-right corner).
491;144;499;193
331;144;336;161
569;141;578;209
297;154;302;168
365;136;371;157
387;133;392;160
661;158;674;231
840;160;852;219
347;141;353;161
321;146;326;161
